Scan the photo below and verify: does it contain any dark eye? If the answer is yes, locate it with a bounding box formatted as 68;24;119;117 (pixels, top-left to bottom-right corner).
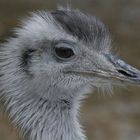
54;47;75;60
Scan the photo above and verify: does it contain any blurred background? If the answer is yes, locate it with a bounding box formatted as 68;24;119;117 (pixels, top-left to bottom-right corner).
0;0;140;140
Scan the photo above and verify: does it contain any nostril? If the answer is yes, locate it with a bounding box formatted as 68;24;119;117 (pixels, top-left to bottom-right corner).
117;69;137;78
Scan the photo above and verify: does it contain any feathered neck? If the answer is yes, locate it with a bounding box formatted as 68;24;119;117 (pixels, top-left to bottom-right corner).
6;95;86;140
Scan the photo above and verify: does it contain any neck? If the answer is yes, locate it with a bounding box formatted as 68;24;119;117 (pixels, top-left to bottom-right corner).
7;96;86;140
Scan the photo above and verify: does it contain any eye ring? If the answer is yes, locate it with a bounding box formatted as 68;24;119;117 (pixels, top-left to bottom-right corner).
53;41;76;61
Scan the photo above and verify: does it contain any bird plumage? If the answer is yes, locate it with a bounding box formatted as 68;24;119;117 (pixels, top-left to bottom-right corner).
0;8;140;140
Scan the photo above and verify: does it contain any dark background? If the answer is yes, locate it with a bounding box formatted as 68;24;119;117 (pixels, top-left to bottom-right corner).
0;0;140;140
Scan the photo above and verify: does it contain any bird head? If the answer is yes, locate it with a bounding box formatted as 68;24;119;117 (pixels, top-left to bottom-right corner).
1;9;140;102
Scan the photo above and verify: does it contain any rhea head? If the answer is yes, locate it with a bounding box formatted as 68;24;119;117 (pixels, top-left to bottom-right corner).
1;9;140;108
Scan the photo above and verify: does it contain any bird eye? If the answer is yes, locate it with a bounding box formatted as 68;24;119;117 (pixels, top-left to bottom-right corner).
55;47;74;58
54;45;75;61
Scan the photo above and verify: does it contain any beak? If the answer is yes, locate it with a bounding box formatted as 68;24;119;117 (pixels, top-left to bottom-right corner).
103;54;140;84
66;54;140;85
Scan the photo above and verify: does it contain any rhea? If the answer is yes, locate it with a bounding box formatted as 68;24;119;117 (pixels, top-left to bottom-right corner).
0;9;140;140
